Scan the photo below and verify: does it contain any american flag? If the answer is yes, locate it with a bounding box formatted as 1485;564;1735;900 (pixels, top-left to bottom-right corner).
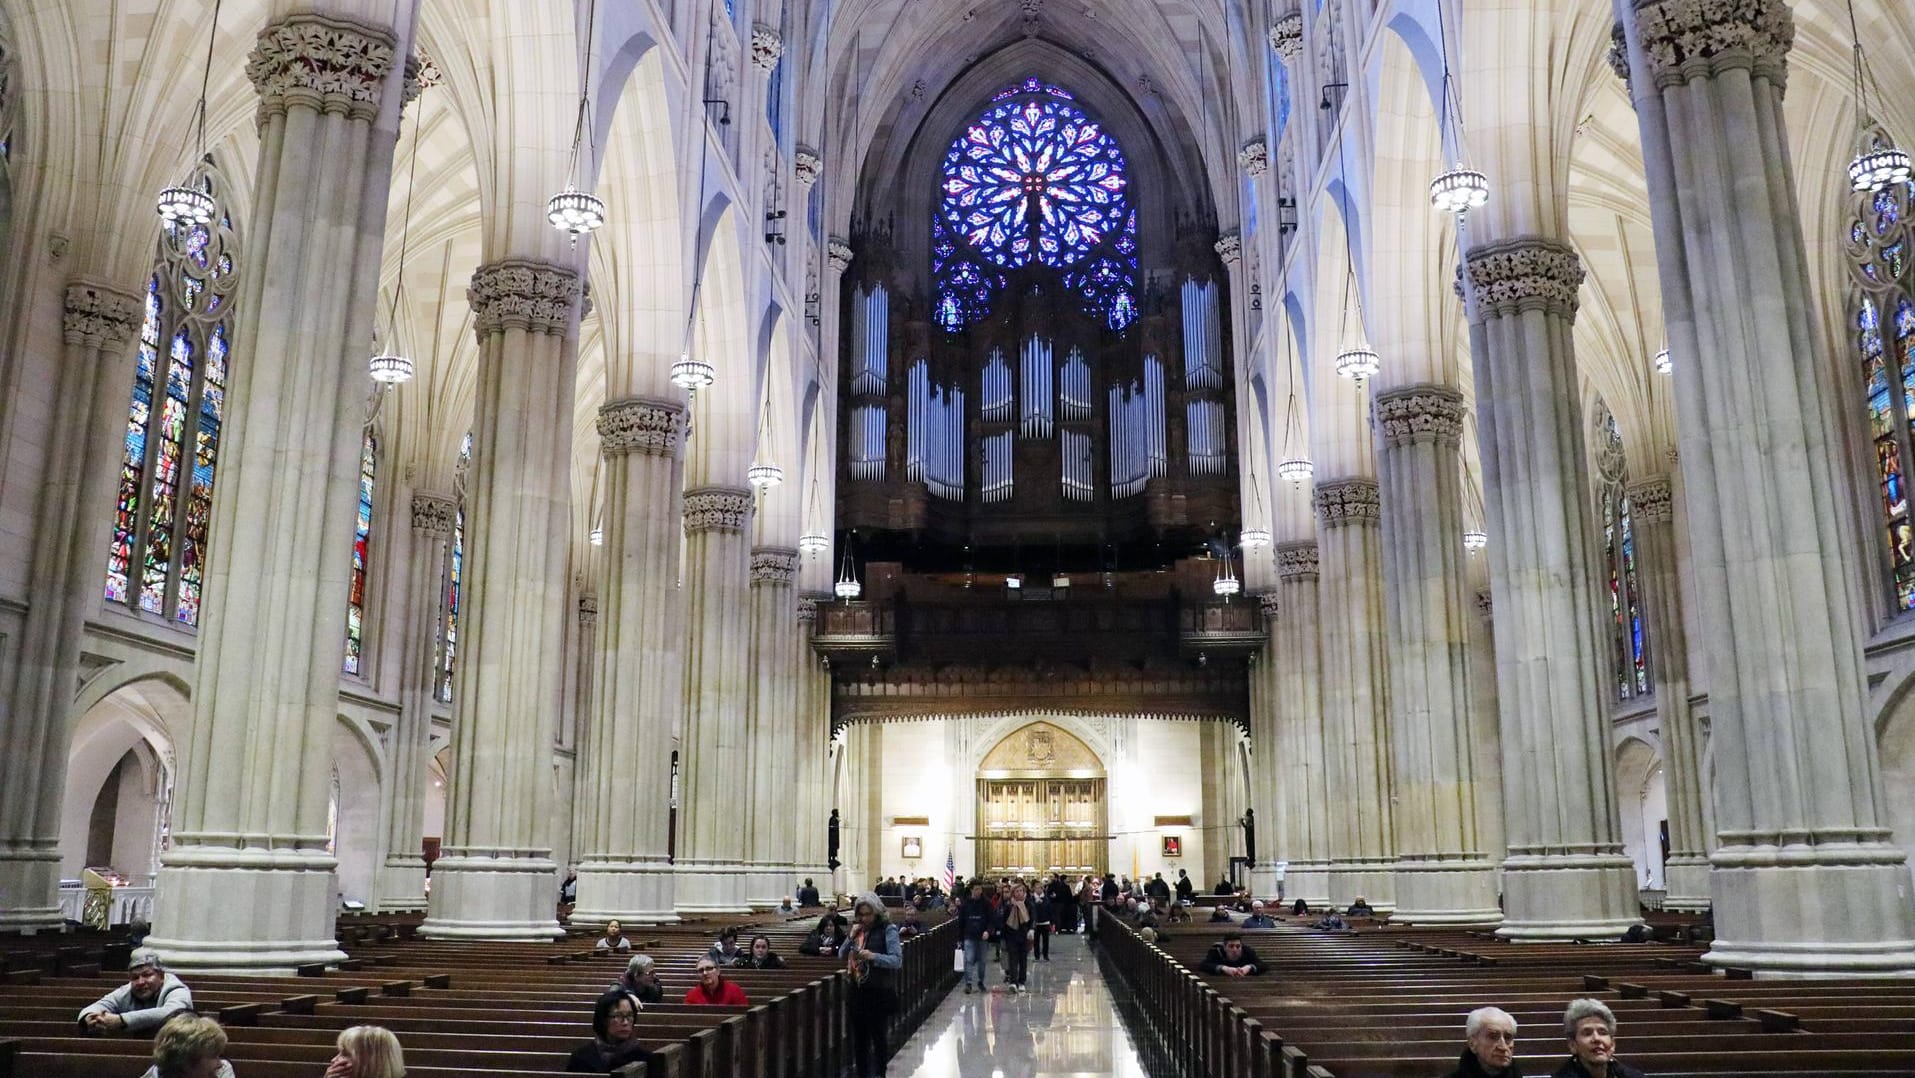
942;849;957;893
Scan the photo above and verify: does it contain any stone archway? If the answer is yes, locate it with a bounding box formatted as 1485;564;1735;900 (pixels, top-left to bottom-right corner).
974;721;1108;878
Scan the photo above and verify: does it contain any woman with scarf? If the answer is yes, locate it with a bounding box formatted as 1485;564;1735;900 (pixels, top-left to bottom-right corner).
838;892;904;1078
565;989;652;1073
998;881;1035;991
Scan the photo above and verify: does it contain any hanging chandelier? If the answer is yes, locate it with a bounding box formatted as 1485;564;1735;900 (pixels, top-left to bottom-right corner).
834;546;862;600
1277;455;1315;485
670;350;716;391
1428;1;1490;215
1463;529;1487;552
156;0;222;225
1276;314;1313;484
1335;346;1380;382
549;0;607;244
589;524;604;546
368;83;428;387
799;531;830;555
1653;347;1671;375
1212;555;1241;597
1240;528;1272;549
1844;0;1912;194
369;352;415;384
157;183;216;227
747;462;785;491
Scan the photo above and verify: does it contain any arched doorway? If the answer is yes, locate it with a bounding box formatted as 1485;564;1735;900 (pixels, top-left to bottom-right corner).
975;721;1107;878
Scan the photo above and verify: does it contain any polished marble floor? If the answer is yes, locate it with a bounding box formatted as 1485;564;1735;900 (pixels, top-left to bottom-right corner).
889;932;1152;1078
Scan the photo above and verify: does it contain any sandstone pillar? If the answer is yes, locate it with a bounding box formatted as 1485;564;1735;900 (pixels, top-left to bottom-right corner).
1246;593;1283;898
1272;542;1331;906
745;546;799;908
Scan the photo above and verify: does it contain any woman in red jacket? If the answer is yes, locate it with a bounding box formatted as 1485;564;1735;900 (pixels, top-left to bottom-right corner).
684;959;749;1006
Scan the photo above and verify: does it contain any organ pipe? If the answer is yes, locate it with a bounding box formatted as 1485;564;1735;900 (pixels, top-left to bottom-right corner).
851;284;889;397
982;430;1014;503
1020;335;1054;439
982;349;1012;422
1181;279;1223;391
1062;429;1093;501
1187;399;1225;476
1061;347;1091;421
1145;355;1167;477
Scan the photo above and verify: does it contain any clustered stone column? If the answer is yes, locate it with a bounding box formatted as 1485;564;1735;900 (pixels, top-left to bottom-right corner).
674;486;756;914
1272;541;1330;906
1246;592;1284;897
1311;479;1396;911
148;10;414;969
745;546;800;908
793;598;834;889
370;491;456;911
1463;237;1638;940
420;258;582;941
0;280;140;931
571;397;687;925
1373;385;1502;925
1620;0;1915;974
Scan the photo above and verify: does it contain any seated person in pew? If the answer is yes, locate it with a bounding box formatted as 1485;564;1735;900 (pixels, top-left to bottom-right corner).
734;934;787;969
325;1025;406;1078
140;1014;234;1078
1553;999;1646;1078
800;912;849;955
685;958;750;1006
566;988;653;1074
78;949;195;1035
1207;905;1235;923
593;919;631;953
1198;932;1263;978
1313;911;1348;931
1346;895;1376;917
1447;1006;1521;1078
705;926;743;965
1241;900;1278;929
778;895;796;914
616;953;665;1004
1291;898;1309;917
797;878;822;907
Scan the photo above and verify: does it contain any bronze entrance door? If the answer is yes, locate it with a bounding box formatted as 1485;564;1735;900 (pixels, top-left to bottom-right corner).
975;777;1106;878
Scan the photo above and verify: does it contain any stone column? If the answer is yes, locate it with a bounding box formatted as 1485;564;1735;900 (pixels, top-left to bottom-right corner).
419;259;582;941
1620;0;1915;973
1463;238;1639;940
793;598;833;887
1373;385;1502;925
370;491;455;911
1272;542;1331;906
1313;480;1395;911
674;486;756;914
1623;475;1709;911
570;397;686;925
1246;593;1283;898
745;546;799;908
0;280;140;931
148;10;413;970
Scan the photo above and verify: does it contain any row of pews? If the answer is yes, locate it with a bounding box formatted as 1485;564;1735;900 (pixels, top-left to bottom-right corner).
1101;916;1915;1078
0;910;957;1078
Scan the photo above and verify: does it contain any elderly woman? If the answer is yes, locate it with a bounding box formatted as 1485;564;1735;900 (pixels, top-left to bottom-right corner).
1552;999;1645;1078
139;1014;233;1078
799;912;848;955
325;1025;406;1078
565;989;652;1073
840;892;905;1078
615;953;665;1004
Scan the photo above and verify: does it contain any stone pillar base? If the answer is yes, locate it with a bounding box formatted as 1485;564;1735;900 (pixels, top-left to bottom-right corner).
1282;862;1333;908
745;864;796;910
1704;848;1915;977
1391;857;1504;926
1324;859;1395;913
371;857;428;913
0;848;65;932
147;847;347;972
1661;854;1712;912
674;860;751;914
419;851;564;941
572;858;681;925
1248;862;1281;900
1497;853;1639;941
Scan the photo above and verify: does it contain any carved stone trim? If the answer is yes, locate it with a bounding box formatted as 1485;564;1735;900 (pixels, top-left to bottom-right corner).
402;49;443;105
468;259;581;336
1276;542;1319;581
1257;592;1281;620
1627;475;1675;523
1476;587;1493;618
409;492;457;537
683;486;753;534
1463;237;1584;321
1373;384;1466;448
1630;0;1792;89
1214;231;1242;265
1269;12;1304;60
1606;21;1632;84
796;597;819;623
750;24;784;70
579;595;599;619
1313;478;1382;528
827;238;855;274
247;12;398;122
750;546;800;585
62;279;141;347
793;149;823;189
598;397;685;457
1238;139;1269;177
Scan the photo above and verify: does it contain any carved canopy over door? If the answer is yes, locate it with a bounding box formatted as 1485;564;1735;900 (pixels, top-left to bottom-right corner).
975;721;1108;877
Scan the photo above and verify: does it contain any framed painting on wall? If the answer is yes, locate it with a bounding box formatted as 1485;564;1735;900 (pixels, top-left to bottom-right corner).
1161;835;1182;858
901;836;923;860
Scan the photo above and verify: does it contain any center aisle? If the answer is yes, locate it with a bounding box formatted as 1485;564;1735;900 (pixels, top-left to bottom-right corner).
888;931;1152;1077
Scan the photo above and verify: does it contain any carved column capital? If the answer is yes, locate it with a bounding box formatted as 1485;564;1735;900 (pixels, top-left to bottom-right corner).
597;397;685;457
793;148;823;189
1214;231;1242;265
683;486;753;534
1463;237;1584;320
409;492;457;537
827;238;855;274
1627;475;1675;523
1269;12;1304;60
1630;0;1792;88
1372;383;1466;448
578;594;598;620
1276;541;1320;581
62;278;141;347
401;50;442;105
1313;478;1382;528
797;597;819;624
1606;21;1633;84
1238;139;1269;177
246;12;398;123
750;24;784;70
1257;592;1281;620
750;546;800;585
468;259;582;336
1476;587;1494;618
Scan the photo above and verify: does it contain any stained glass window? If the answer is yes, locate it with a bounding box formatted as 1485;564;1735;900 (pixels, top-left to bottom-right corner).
1593;401;1650;700
344;431;376;675
104;173;239;626
935;79;1137;331
1846;159;1915;613
436;432;471;703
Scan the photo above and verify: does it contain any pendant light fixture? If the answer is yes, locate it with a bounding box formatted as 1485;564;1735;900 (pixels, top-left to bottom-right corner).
548;0;607;243
798;440;828;553
369;76;428;385
833;541;862;600
156;0;223;226
1212;549;1241;597
672;55;724;396
1844;0;1912;193
746;362;784;492
1462;529;1487;552
1653;346;1671;375
1275;314;1314;485
1428;0;1490;215
1328;39;1377;387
